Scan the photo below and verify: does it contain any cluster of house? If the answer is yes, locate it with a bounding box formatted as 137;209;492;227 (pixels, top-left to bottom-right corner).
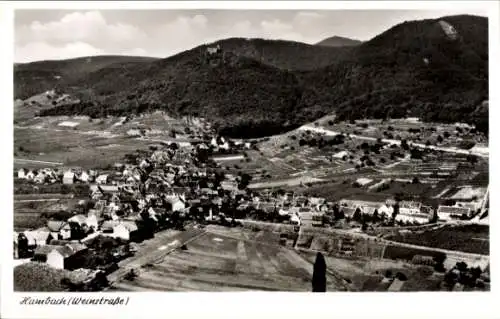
13;139;253;270
242;193;329;227
17;167;104;185
337;198;485;224
14;220;85;269
337;199;432;224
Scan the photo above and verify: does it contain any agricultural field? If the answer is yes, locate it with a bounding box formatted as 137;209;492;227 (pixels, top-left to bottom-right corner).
14;196;85;232
111;229;348;292
385;224;489;255
13;113;207;170
14;212;48;231
298;250;443;291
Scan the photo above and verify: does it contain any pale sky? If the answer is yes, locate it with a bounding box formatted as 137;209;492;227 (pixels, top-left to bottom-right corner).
14;9;488;63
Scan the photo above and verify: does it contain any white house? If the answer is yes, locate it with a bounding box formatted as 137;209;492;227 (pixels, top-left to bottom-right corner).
86;214;99;230
210;137;218;147
79;171;90;183
96;174;109;185
395;212;431;224
112;222;139;241
333;151;349;160
46;247;66;269
378;204;394;218
170;198;186;212
63;171;75;185
290;213;301;226
17;168;27;179
220;141;230;151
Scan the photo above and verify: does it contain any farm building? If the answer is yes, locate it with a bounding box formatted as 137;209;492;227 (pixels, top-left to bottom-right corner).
63;171;75;184
437;206;471;222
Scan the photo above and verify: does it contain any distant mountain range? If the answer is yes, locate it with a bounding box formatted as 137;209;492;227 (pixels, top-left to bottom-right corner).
315;35;362;47
14;14;488;137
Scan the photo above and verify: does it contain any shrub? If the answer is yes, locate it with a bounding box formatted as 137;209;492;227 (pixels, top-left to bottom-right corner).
14;262;69;292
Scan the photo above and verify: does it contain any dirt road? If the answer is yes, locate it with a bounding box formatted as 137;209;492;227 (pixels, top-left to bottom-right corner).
14;158;63;165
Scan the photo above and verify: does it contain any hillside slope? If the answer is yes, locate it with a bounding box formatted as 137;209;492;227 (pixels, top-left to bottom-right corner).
15;15;489;137
301;15;488;133
40;53;305;138
14;55;160;100
315;36;362;47
202;38;353;71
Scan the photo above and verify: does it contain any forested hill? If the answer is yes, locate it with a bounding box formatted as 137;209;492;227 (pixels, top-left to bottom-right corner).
15;14;488;137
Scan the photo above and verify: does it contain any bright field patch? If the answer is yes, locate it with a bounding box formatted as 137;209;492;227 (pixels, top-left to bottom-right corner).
112;231;347;292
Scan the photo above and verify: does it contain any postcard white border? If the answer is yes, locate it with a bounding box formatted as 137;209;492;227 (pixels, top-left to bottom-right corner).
1;1;499;319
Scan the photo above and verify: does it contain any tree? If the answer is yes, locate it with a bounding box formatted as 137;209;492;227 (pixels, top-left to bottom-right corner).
238;173;252;190
353;208;362;222
412;177;420;184
361;222;368;231
395;272;408;281
430;209;439;223
312;252;327;292
466;154;478;164
401;139;409;150
437;135;443;143
456;261;468;273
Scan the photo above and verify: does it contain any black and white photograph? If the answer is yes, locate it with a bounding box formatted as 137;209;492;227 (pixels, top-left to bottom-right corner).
1;1;499;318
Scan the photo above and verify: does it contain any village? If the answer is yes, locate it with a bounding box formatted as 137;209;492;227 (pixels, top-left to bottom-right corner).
13;118;490;291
